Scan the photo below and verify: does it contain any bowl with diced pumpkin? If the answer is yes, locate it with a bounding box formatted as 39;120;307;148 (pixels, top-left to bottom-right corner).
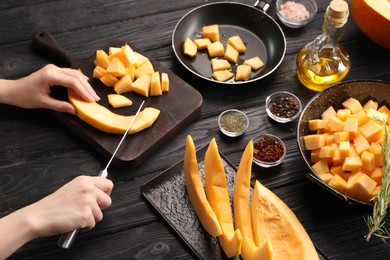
297;80;390;206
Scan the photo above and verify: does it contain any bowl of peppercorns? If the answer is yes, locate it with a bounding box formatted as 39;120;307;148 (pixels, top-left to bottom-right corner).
266;91;302;123
252;134;286;167
218;109;249;137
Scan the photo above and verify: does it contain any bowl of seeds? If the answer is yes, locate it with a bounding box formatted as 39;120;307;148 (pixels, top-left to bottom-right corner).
266;91;302;123
218;109;249;137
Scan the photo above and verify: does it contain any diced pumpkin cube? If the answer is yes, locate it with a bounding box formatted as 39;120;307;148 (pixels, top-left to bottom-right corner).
131;74;150;97
312;159;330;175
318;173;334;183
367;108;388;123
93;66;106;79
108;47;121;56
224;44;239;63
324;132;334;145
207;41;224;58
235;65;251;81
99;73;118;87
202;24;219;42
353;133;370;155
336;108;352;121
125;65;136;82
161;73;169;92
135;60;154;79
121;44;138;67
349;109;369;126
369;142;384;167
342;156;363;172
227;35;246;53
194;38;212;50
106;57;126;77
309;119;328;131
359;119;384;143
211;58;231;72
319;145;335;158
345;172;377;203
94;50;110;69
330;165;345;176
328;115;345;132
343;117;358;137
134;52;149;68
342;97;362;114
332;143;343;165
303;134;326;150
339;141;351;158
212;70;234;82
334;131;350;143
183;38;197;58
114;74;132;94
378;105;390;117
363;99;378;113
107;94;132;108
150;71;162;96
370;167;383;185
328;174;347;193
310;149;320;163
243;56;264;71
361;151;376;172
321;106;337;121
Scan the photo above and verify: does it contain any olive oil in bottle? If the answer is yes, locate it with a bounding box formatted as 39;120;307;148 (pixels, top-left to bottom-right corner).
297;0;350;92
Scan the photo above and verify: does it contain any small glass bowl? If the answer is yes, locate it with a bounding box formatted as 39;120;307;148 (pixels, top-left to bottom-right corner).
252;134;286;168
276;0;317;28
266;91;302;123
218;109;249;137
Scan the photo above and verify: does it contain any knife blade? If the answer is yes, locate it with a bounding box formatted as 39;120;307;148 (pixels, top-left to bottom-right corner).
57;100;145;249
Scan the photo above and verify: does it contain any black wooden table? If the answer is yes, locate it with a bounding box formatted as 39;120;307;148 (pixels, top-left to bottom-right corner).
1;0;390;259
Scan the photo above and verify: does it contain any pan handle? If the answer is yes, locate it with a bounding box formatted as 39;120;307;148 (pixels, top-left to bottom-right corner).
32;28;72;67
254;0;273;12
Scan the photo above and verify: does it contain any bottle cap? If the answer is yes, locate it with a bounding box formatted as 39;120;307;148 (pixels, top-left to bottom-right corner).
329;0;349;19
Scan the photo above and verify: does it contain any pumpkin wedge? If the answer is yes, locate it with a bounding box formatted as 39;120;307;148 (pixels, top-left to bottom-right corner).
183;135;222;237
251;180;319;260
204;138;242;257
233;140;273;260
68;89;160;134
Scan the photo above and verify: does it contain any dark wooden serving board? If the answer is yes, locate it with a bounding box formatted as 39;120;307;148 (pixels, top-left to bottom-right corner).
32;29;203;168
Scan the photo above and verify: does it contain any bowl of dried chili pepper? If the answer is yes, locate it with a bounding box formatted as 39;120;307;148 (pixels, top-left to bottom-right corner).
266;91;302;123
252;134;286;167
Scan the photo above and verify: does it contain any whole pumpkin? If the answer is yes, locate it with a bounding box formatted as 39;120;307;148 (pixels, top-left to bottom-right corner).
350;0;390;50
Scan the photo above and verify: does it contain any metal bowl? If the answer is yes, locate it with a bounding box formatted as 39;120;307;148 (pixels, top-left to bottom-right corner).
297;80;390;206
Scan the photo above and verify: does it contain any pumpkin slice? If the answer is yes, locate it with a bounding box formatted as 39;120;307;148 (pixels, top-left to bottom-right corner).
204;138;242;257
183;135;222;237
107;94;132;108
68;89;160;134
251;180;319;260
233;140;273;260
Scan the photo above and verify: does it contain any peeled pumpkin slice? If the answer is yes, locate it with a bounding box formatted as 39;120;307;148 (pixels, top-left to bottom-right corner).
68;89;160;134
251;180;319;260
233;140;273;260
183;135;222;237
204;138;242;257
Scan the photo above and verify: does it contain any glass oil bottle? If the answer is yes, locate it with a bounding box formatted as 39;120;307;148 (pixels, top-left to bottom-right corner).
296;0;350;92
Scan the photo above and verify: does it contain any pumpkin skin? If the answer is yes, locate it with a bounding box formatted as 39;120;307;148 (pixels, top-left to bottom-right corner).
350;0;390;50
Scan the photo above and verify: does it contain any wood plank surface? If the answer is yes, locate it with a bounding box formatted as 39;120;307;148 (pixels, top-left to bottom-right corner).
0;0;390;259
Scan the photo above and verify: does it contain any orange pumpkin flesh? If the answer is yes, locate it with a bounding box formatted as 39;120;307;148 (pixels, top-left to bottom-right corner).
351;0;390;50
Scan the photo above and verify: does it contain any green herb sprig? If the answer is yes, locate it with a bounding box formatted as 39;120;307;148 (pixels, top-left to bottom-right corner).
365;119;390;244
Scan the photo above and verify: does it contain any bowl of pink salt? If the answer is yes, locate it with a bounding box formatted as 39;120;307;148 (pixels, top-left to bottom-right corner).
276;0;317;28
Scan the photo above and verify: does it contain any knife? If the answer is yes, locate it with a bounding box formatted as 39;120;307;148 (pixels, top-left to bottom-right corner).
57;100;145;249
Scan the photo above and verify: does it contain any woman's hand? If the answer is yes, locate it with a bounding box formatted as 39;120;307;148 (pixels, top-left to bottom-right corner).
0;64;100;114
0;176;113;259
27;175;114;237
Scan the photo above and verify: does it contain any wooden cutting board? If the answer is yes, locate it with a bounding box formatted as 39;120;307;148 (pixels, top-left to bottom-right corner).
32;29;203;168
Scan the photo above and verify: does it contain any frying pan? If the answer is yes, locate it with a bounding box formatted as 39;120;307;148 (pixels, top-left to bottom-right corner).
172;1;286;85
